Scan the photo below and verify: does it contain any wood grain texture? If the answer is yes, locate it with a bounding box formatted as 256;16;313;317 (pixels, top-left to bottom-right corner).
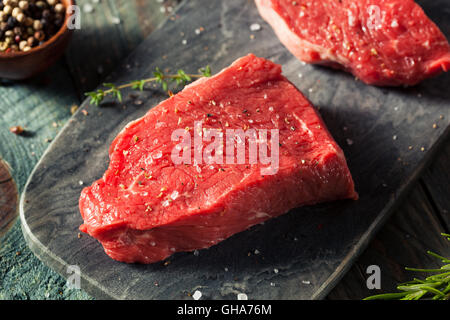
327;162;450;299
64;0;180;96
328;133;449;299
0;160;18;238
19;0;450;300
421;143;450;229
0;62;90;299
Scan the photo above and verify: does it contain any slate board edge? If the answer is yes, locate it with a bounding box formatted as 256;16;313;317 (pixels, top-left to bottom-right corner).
20;215;116;299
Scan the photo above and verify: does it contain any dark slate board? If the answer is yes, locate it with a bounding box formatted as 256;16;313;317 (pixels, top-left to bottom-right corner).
20;0;450;300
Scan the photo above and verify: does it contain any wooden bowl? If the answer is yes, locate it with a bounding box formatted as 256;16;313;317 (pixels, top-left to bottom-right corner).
0;0;75;80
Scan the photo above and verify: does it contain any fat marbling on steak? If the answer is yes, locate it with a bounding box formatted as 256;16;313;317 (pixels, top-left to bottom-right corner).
255;0;450;86
79;54;357;264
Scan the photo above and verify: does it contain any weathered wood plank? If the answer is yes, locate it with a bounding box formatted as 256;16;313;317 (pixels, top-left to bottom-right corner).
421;138;450;230
0;159;18;238
0;61;79;192
0;60;93;299
327;142;450;299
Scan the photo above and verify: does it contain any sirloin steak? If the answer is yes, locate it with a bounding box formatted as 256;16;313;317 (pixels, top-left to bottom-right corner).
255;0;450;86
79;54;357;264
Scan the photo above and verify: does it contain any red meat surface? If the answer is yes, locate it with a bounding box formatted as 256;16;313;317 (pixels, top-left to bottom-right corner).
255;0;450;86
79;54;357;264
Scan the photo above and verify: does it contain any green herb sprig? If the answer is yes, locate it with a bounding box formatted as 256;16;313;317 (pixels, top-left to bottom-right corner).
85;66;212;106
364;233;450;300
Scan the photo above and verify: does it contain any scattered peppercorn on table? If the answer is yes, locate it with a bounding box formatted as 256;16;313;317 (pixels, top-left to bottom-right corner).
0;0;448;300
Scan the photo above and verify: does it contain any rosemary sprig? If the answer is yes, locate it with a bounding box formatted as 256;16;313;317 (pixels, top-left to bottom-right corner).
85;65;212;106
364;233;450;300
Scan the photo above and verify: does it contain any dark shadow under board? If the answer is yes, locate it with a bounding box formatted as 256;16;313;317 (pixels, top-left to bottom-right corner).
20;0;450;299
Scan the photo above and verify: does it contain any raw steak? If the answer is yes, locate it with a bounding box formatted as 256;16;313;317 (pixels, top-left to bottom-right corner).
79;54;357;264
255;0;450;86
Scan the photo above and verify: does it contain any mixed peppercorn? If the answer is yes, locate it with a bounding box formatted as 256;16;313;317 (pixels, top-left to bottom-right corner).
0;0;65;53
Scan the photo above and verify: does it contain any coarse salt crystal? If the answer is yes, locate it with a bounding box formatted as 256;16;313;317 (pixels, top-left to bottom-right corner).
348;11;356;27
192;290;202;300
111;17;121;25
170;190;179;200
405;57;415;68
162;200;170;207
153;151;163;159
250;23;261;31
237;293;248;300
83;3;94;13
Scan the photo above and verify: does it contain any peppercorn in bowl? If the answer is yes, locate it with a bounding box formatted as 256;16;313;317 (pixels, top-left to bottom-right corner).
0;0;75;79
